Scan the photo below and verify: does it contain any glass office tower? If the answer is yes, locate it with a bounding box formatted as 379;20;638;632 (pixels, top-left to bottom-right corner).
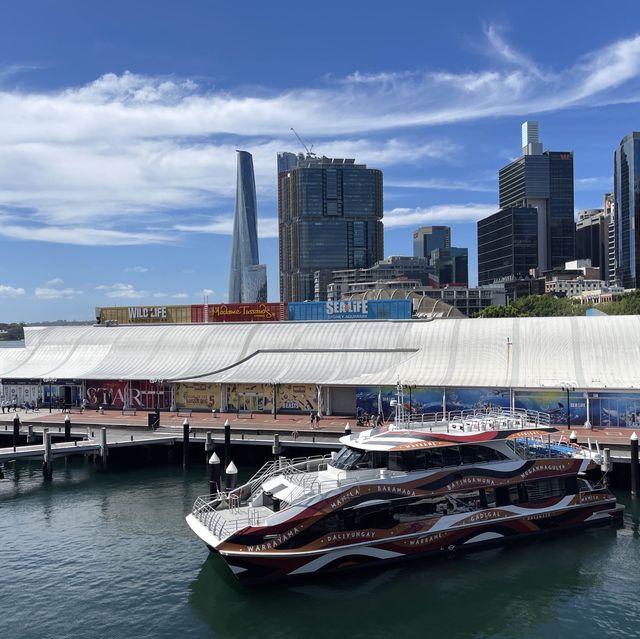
278;156;383;302
498;122;574;271
229;150;267;303
477;207;538;286
412;226;451;261
614;132;640;288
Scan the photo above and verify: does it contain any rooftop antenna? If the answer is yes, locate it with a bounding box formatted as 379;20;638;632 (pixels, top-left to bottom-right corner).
290;128;316;158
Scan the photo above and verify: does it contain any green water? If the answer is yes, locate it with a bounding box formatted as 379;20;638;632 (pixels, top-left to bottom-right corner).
1;459;639;639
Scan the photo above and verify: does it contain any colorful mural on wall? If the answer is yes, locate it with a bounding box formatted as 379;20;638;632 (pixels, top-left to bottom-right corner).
225;383;317;413
175;383;218;410
355;386;640;427
84;380;171;410
590;392;640;428
514;391;587;427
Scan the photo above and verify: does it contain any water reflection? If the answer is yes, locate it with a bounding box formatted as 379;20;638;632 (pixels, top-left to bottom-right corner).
189;527;620;639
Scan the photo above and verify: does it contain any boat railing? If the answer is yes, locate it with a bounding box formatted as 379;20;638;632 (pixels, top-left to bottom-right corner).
393;407;551;432
192;492;265;539
247;454;331;499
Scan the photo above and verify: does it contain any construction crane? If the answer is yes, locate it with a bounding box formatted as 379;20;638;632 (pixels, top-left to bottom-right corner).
290;128;316;158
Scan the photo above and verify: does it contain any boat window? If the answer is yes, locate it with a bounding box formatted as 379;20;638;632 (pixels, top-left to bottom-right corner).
564;475;578;495
524;477;566;502
480;487;497;508
332;447;387;471
460;445;508;465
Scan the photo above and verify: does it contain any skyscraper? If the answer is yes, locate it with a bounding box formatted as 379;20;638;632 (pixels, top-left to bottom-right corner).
228;150;267;303
614;132;640;288
278;155;383;302
575;208;608;281
498;121;575;271
477;207;538;286
413;226;451;261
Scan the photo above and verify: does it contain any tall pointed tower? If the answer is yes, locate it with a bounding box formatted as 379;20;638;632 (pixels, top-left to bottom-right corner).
228;150;267;303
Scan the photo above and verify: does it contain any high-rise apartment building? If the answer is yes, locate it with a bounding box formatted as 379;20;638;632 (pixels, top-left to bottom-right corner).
576;209;608;281
477;207;538;286
278;155;384;302
413;226;451;261
614;132;640;288
605;192;616;285
228;150;267;303
498;121;575;271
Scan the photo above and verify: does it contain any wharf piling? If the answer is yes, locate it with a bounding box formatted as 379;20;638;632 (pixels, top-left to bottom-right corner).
100;427;108;470
225;461;238;490
631;433;639;498
27;424;34;444
223;419;231;470
43;429;52;479
183;419;190;469
64;415;71;442
205;431;213;464
208;452;221;494
272;433;282;459
13;415;20;449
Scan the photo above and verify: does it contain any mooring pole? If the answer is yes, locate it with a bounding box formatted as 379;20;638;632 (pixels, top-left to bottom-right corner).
205;431;213;464
64;414;71;442
27;424;34;444
13;414;20;449
182;418;190;469
209;452;221;494
43;428;52;480
100;427;108;470
631;432;639;498
225;461;238;491
602;448;611;487
272;433;282;460
223;419;231;470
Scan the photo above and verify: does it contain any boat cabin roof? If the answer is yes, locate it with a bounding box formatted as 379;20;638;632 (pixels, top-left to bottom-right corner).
342;426;557;452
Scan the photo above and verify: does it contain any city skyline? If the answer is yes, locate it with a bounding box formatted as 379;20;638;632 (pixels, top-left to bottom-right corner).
2;2;640;321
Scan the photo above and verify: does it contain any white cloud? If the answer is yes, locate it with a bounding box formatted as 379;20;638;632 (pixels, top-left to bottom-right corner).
0;29;639;246
95;283;148;299
46;277;64;285
0;221;173;246
124;266;149;273
383;204;496;228
576;176;612;190
174;215;279;239
386;178;494;192
0;284;25;296
199;288;215;297
172;292;189;299
35;287;83;300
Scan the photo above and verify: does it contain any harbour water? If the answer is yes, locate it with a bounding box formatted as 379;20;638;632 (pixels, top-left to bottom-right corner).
1;459;639;639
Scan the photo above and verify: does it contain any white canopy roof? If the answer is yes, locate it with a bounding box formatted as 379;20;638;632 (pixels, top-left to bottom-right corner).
0;316;638;390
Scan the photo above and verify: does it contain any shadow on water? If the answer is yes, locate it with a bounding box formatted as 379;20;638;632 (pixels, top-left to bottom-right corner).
189;524;624;639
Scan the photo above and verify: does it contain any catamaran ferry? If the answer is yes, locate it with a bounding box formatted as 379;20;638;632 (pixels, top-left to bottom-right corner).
186;395;623;584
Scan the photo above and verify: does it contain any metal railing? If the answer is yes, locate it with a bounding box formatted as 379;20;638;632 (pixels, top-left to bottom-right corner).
367;407;551;436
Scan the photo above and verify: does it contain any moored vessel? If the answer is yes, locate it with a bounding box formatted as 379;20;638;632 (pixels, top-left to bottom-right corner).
186;393;623;584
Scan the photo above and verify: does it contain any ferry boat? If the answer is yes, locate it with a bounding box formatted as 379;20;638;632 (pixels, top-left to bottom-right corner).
186;393;623;585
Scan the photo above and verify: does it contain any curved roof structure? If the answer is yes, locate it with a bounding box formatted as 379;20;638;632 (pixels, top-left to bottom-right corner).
0;315;638;390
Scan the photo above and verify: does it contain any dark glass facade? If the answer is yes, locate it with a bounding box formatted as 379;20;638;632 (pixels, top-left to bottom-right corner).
412;226;451;261
576;209;607;280
430;247;468;286
477;207;538;286
498;151;574;271
278;157;383;302
229;151;267;303
614;132;640;288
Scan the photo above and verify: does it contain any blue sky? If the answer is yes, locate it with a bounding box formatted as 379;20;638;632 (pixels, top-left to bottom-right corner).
1;0;640;322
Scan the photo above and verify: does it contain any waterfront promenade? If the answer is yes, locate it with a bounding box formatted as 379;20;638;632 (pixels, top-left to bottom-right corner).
0;407;636;449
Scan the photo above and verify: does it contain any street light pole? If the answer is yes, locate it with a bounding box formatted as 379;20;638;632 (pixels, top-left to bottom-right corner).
561;382;576;430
